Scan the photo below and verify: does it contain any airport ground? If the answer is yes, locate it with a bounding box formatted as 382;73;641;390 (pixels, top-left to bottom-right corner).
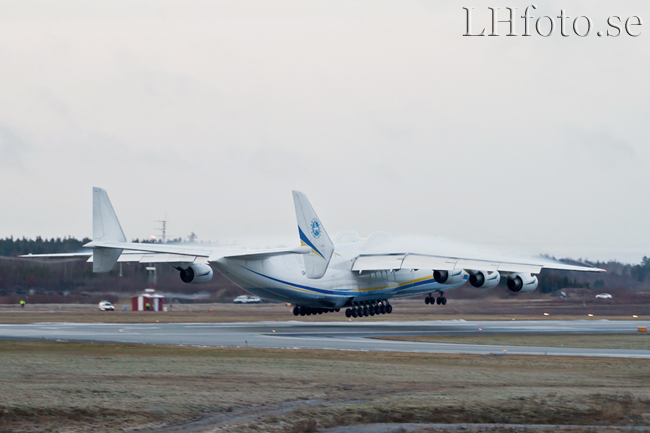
0;297;648;324
1;341;649;433
1;298;649;432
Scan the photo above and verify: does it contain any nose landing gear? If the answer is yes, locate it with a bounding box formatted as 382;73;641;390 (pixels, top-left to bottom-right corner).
425;293;447;306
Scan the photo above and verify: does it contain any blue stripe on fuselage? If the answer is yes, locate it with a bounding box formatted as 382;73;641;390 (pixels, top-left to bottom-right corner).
241;266;439;297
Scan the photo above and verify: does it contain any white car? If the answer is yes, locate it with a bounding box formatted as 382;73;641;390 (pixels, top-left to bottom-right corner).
98;301;115;311
233;295;249;304
247;296;261;304
595;293;612;299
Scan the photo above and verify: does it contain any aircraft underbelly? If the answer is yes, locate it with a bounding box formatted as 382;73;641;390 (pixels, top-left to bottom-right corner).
214;258;347;306
214;257;467;306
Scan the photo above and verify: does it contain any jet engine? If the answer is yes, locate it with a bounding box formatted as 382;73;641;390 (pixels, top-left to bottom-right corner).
433;269;467;285
507;272;538;293
178;264;214;284
469;270;501;289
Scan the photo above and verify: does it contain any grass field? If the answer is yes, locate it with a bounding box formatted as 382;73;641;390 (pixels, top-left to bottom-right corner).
1;299;649;432
0;298;648;324
374;334;650;350
0;341;649;432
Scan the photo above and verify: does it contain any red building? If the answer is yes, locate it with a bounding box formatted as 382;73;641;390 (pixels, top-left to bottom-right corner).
132;289;165;311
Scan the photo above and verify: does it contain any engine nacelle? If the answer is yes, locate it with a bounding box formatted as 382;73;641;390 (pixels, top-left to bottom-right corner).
179;264;214;284
507;273;538;293
434;269;467;285
469;270;501;289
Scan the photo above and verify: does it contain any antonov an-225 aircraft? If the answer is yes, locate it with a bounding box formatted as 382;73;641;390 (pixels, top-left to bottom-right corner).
26;188;604;318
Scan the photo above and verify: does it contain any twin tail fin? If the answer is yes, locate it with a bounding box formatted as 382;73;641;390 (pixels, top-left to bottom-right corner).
92;187;125;272
292;191;334;279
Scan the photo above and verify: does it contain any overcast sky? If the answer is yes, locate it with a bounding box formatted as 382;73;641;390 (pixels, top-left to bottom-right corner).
1;0;649;263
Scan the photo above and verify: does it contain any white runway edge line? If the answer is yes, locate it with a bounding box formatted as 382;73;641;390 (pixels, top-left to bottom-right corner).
0;320;649;359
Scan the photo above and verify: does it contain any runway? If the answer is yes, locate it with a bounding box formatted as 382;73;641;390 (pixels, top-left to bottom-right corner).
1;320;649;358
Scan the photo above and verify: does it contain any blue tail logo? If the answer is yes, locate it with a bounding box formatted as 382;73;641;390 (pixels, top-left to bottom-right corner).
311;219;322;238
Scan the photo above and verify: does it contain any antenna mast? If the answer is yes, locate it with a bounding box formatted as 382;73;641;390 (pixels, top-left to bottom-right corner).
156;213;167;243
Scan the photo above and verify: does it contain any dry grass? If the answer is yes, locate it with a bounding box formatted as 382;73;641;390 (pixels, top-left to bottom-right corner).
0;341;649;432
373;334;650;350
0;298;648;324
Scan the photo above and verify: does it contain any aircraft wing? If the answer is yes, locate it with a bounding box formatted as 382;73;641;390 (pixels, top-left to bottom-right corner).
350;233;605;274
351;253;604;274
19;250;202;264
84;241;309;261
20;252;93;258
21;242;310;265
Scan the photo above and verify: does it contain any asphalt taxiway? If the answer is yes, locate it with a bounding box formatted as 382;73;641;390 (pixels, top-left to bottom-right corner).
1;319;649;358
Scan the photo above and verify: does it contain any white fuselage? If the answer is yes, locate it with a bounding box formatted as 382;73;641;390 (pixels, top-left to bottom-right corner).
214;239;468;308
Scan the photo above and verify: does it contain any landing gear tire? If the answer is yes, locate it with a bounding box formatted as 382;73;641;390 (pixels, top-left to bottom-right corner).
335;309;340;312
436;297;442;305
318;308;323;314
361;306;367;317
386;304;393;314
293;307;300;316
352;308;358;318
369;306;375;316
425;296;430;305
345;309;352;318
380;304;386;314
441;297;447;305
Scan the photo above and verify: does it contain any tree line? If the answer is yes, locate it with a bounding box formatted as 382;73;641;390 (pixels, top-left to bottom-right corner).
0;236;242;304
0;236;90;257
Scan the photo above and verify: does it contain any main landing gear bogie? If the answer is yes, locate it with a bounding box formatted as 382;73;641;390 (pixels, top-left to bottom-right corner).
344;300;392;318
294;300;392;319
425;293;447;306
293;306;340;316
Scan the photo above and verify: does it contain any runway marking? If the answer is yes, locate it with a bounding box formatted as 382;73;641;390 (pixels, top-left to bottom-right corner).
117;329;142;334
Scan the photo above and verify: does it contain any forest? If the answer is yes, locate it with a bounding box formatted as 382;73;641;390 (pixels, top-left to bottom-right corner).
1;236;649;304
